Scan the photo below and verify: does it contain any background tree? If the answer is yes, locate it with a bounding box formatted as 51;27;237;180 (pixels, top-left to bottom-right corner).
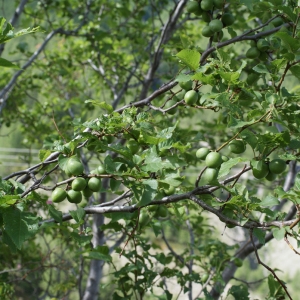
1;0;300;299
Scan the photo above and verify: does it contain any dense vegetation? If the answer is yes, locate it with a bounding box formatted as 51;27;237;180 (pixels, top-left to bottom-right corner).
1;0;300;299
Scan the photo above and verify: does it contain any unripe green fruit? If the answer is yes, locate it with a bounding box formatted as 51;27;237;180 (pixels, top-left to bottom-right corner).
257;39;270;51
184;90;199;105
202;11;211;23
67;190;82;204
201;0;214;11
203;168;219;184
265;171;277;181
213;0;224;9
97;165;105;174
228;140;246;154
269;159;286;174
71;177;87;191
66;157;84;176
246;47;261;59
205;152;222;168
222;155;229;162
196;147;210;160
233;258;243;267
221;13;235;26
82;186;94;198
202;25;214;37
179;80;193;90
186;1;203;15
246;73;258;85
201;273;209;283
213;30;223;42
127;139;139;154
252;162;269;179
164;185;175;196
88;177;102;192
155;206;169;218
139;212;151;229
271;17;284;27
165;99;177;115
52;188;67;203
209;19;223;33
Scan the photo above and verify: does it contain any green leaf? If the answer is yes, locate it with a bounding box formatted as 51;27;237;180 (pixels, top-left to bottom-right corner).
136;180;157;207
176;49;200;71
0;57;20;69
275;31;300;53
48;204;63;223
289;65;300;81
227;285;249;300
3;207;39;249
0;195;18;208
85;246;112;262
85;100;113;113
260;195;280;207
38;149;52;162
253;228;266;245
69;207;86;223
218;157;248;178
252;63;270;74
272;227;286;240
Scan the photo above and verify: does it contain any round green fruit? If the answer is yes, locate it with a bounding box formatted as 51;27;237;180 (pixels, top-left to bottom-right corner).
246;73;258;85
164;185;175;196
165;99;177;115
155;206;169;218
265;171;277;182
221;155;229;162
257;39;269;52
201;273;209;283
139;212;151;229
196;147;210;160
67;189;82;204
221;13;235;26
228;140;246;154
233;258;243;267
205;152;222;168
213;30;223;42
52;188;67;203
97;165;105;174
202;11;211;23
209;19;223;33
203;168;219;184
66;157;84;176
179;80;193;91
213;0;224;9
271;17;284;27
246;47;261;59
88;177;102;192
127;139;139;154
186;1;203;15
71;177;87;191
184;90;199;105
202;25;214;37
82;186;94;198
201;0;214;11
269;159;286;174
252;162;269;179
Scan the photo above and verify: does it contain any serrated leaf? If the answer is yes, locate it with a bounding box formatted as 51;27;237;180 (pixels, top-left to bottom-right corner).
176;49;200;71
69;207;86;223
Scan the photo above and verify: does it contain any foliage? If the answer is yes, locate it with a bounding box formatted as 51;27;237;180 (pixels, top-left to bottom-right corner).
1;0;300;299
